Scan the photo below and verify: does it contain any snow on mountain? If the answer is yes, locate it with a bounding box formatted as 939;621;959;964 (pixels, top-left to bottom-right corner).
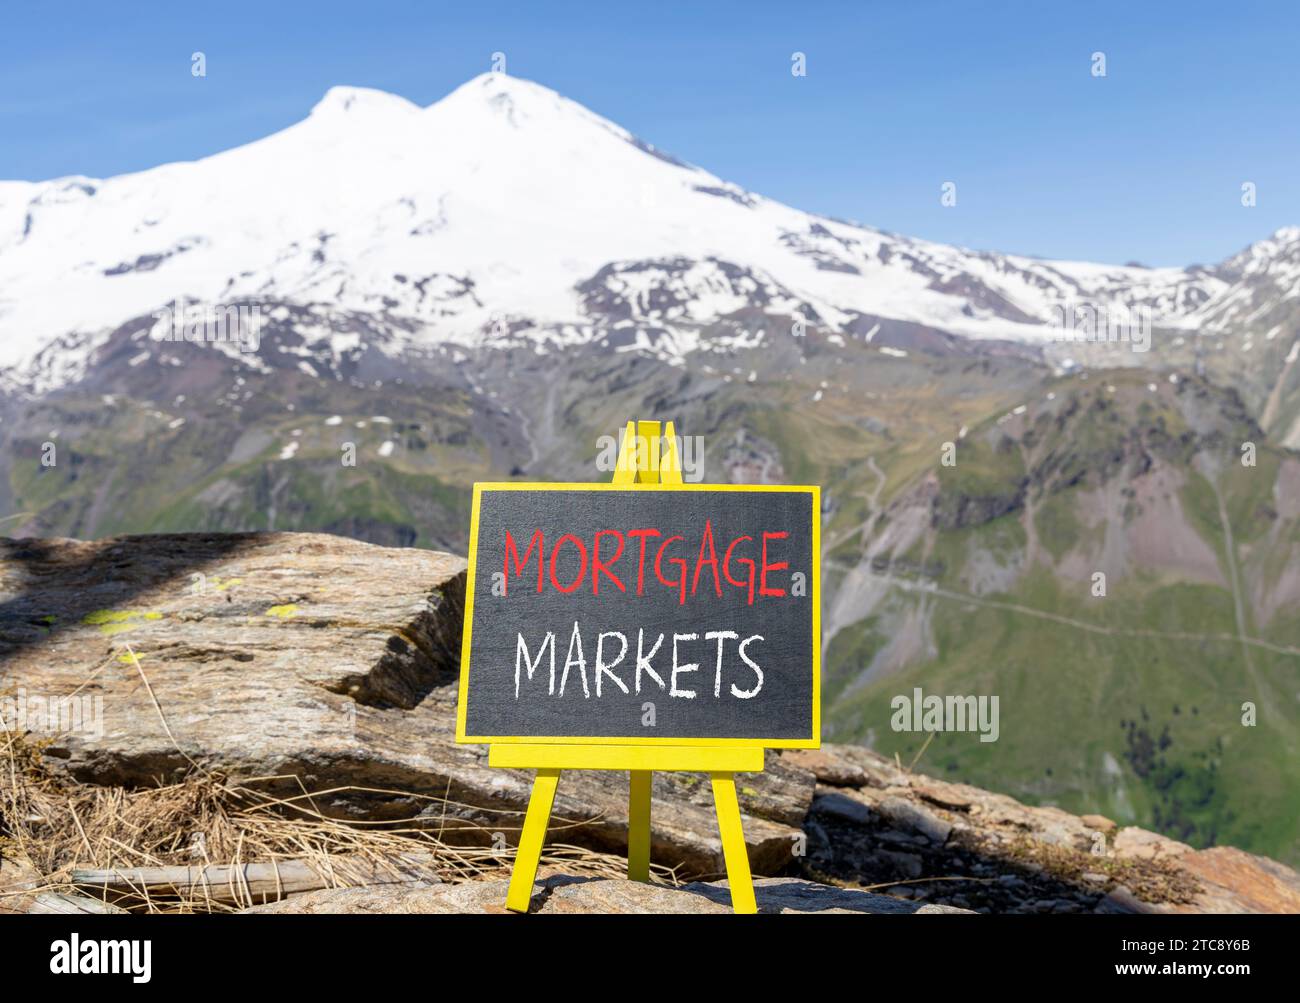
0;72;1288;392
1196;225;1300;333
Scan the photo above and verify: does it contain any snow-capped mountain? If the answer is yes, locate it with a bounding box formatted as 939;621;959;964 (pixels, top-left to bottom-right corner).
7;72;1293;397
0;73;1274;384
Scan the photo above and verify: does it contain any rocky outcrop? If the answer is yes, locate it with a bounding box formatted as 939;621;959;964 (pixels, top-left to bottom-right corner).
0;532;807;878
789;745;1300;915
929;483;1026;532
3;531;1298;914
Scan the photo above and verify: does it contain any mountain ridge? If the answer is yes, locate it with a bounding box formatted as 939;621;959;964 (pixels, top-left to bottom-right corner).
3;72;1296;409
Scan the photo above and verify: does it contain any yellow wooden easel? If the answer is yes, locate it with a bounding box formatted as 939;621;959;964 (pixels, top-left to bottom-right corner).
491;420;762;914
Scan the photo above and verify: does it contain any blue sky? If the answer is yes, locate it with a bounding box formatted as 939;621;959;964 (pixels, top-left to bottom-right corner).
2;0;1295;266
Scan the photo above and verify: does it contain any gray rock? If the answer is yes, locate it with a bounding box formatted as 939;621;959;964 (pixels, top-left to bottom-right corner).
814;791;873;825
876;850;924;878
876;796;952;845
1096;885;1160;915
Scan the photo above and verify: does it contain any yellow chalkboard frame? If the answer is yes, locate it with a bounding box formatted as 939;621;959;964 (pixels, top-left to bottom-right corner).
454;420;822;914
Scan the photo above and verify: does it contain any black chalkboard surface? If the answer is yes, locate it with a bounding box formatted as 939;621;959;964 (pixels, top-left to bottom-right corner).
455;483;820;747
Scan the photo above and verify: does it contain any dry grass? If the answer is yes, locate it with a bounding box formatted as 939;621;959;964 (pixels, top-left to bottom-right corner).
0;725;681;913
1000;834;1201;905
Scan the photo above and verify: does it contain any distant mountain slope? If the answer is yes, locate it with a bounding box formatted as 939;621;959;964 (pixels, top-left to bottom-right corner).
820;368;1300;864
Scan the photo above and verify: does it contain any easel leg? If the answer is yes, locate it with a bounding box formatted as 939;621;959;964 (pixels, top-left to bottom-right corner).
710;771;758;914
506;768;561;913
628;770;652;881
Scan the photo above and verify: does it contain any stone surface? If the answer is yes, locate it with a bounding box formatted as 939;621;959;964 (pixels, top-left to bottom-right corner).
241;875;974;914
1164;847;1300;914
1080;813;1117;834
785;744;1300;915
781;748;869;788
1095;885;1160;915
875;796;953;845
1112;826;1193;862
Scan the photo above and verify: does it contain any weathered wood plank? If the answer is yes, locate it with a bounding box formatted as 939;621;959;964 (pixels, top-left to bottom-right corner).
71;853;440;906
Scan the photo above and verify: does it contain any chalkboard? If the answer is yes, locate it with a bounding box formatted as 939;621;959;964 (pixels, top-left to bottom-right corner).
455;483;820;747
